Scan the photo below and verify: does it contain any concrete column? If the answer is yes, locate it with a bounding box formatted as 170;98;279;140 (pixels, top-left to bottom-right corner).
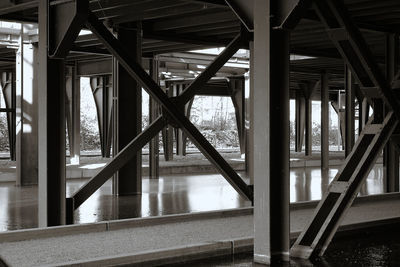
345;66;355;157
0;72;16;161
321;72;329;170
295;91;305;152
253;0;290;263
65;65;80;165
304;89;312;156
149;58;160;179
16;24;38;186
248;41;254;185
384;33;399;192
38;0;66;226
114;23;142;195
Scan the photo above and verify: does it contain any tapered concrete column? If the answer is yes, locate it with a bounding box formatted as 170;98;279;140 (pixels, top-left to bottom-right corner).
345;66;355;157
65;65;80;165
253;0;290;264
321;72;329;170
149;58;160;179
113;23;142;195
295;91;305;152
0;72;16;161
38;0;66;226
15;26;38;186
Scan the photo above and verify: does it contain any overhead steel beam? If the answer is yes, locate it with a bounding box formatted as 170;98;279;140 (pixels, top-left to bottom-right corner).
177;31;248;104
278;0;313;30
85;11;253;201
0;1;38;16
225;0;254;31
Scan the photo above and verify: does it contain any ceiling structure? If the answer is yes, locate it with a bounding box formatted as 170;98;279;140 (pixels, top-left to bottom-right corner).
0;0;398;97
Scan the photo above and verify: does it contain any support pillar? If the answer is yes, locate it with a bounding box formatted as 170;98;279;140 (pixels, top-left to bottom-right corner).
149;58;160;179
253;0;290;263
38;0;66;226
248;42;254;184
303;85;312;156
295;91;305;152
230;77;246;155
90;75;112;158
321;72;329;170
0;72;16;161
16;24;38;186
113;23;142;195
162;81;174;161
384;33;399;192
65;65;80;165
345;66;355;157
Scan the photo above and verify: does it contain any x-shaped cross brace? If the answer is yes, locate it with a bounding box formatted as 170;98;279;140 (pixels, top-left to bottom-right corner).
64;7;253;222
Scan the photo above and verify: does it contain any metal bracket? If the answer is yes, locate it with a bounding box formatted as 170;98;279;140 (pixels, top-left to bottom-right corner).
48;0;88;58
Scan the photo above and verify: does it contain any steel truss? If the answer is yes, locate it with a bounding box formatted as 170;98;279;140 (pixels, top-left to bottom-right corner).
56;1;253;223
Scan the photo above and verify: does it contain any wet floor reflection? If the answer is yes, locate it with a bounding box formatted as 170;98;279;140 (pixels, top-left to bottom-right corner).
0;165;386;231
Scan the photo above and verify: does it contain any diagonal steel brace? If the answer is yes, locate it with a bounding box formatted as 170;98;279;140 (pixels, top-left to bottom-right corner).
85;11;253;201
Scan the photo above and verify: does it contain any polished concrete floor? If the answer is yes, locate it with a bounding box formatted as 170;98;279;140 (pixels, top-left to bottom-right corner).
0;164;386;232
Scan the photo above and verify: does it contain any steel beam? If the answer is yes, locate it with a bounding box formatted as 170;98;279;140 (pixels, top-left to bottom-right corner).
85;11;253;201
177;32;247;105
67;116;168;223
291;0;400;258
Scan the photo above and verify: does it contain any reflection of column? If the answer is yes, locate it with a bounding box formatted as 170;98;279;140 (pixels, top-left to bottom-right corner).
16;25;38;186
